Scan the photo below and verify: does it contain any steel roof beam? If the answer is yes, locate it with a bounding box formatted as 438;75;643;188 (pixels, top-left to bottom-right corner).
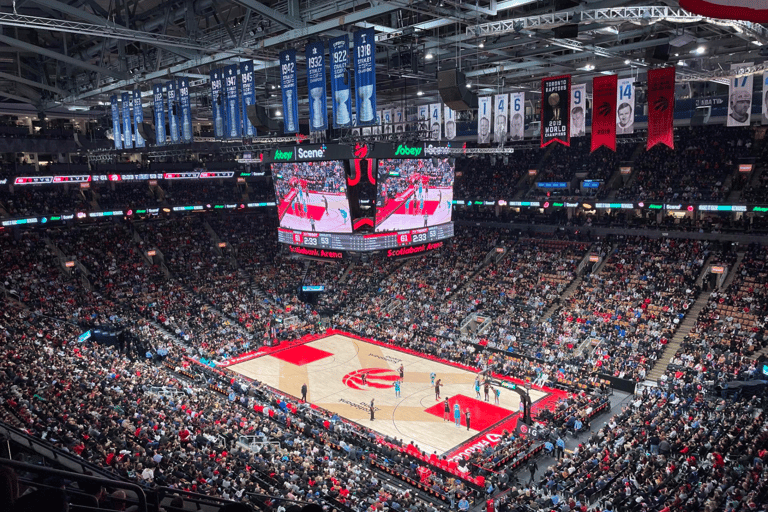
0;70;67;96
230;0;304;30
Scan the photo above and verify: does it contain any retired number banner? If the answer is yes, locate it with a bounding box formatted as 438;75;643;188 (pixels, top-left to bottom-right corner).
510;92;525;141
570;84;586;138
647;66;676;150
728;63;753;127
494;93;508;143
444;105;456;140
541;75;570;148
591;74;617;152
430;103;442;140
478;96;492;143
617;78;635;135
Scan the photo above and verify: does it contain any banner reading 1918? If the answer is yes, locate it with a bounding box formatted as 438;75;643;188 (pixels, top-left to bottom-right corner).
306;41;328;132
329;35;350;129
240;61;256;137
280;49;299;134
110;94;121;150
223;64;240;139
121;91;133;150
178;77;193;143
591;74;617;153
166;80;180;144
541;75;570;148
133;89;145;148
153;84;166;146
353;28;376;126
210;69;224;139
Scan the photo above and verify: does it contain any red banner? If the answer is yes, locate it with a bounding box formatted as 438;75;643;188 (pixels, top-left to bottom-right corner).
647;67;676;150
680;0;768;23
591;75;617;152
540;75;570;148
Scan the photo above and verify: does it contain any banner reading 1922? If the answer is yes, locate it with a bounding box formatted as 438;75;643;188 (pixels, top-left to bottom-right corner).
329;35;350;129
541;75;570;148
133;89;145;148
353;28;376;126
110;94;121;150
280;49;299;134
153;84;166;146
178;77;193;143
210;69;224;139
306;41;328;132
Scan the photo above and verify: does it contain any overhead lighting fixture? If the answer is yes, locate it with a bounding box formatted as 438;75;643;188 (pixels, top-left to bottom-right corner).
417;90;424;96
466;82;472;88
425;51;434;60
751;41;764;46
694;46;706;55
276;110;282;116
624;59;631;65
479;40;485;48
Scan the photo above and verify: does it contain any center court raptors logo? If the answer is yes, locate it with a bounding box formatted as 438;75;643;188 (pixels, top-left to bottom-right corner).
342;368;399;390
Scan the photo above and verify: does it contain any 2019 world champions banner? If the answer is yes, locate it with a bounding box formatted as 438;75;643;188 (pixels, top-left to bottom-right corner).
591;74;617;153
541;75;570;148
647;66;676;150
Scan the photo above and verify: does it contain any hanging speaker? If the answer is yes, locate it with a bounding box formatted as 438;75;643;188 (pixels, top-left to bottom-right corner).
136;122;155;143
553;24;579;38
246;103;283;132
645;35;670;64
437;69;478;111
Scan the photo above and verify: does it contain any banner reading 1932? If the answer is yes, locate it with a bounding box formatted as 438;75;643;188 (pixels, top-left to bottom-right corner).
280;49;299;134
306;41;328;132
541;75;571;148
353;28;376;126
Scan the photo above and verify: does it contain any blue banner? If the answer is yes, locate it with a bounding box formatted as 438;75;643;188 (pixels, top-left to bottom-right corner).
178;77;193;143
306;41;328;132
240;61;256;137
280;49;299;134
210;68;225;139
223;64;240;139
133;89;145;148
121;92;133;149
353;28;376;126
329;35;350;129
167;80;180;144
153;84;166;146
110;94;121;150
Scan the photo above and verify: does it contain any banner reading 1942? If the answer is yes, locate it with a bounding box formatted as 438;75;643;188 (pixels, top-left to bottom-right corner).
541;75;570;148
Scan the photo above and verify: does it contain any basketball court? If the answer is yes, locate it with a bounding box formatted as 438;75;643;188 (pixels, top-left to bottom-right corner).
228;332;556;457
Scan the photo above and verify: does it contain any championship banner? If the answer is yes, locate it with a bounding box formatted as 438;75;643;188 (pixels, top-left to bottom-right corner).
110;94;121;150
280;49;299;134
383;109;392;133
591;74;617;152
121;92;133;149
394;107;404;133
617;78;635;135
444;105;456;140
541;75;570;148
153;84;166;146
510;92;525;141
494;93;508;143
166;80;180;144
353;28;376;126
430;103;442;140
240;61;257;137
418;105;429;134
329;35;351;129
178;78;193;143
570;84;586;137
647;66;675;150
223;64;240;139
728;63;753;127
132;90;145;148
763;71;768;124
680;0;768;23
210;69;225;139
306;42;328;132
478;96;492;143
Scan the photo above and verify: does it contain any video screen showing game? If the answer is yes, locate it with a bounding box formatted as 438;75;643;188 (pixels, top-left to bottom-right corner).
272;160;352;233
374;158;454;232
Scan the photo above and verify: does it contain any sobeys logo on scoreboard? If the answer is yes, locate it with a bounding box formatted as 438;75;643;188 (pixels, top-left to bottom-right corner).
395;144;422;157
274;149;293;160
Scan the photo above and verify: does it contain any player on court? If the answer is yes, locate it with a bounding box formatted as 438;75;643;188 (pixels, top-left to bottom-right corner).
322;196;329;216
394;379;401;397
430;372;436;385
453;403;461;427
443;398;450;421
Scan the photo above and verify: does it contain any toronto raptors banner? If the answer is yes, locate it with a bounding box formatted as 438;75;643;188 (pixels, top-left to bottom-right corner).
478;96;492;143
510;92;525;141
570;84;586;137
680;0;768;23
541;75;570;148
728;63;753;127
591;74;617;153
617;78;635;135
647;66;675;150
494;93;508;143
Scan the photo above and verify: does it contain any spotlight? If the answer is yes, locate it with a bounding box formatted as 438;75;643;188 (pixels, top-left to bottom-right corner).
479;40;485;48
694;46;706;55
425;52;434;60
624;59;631;65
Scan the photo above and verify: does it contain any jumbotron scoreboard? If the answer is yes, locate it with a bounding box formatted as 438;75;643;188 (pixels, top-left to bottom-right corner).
268;142;455;255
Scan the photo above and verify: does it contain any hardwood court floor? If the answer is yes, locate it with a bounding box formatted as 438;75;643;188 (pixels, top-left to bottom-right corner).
229;334;547;455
